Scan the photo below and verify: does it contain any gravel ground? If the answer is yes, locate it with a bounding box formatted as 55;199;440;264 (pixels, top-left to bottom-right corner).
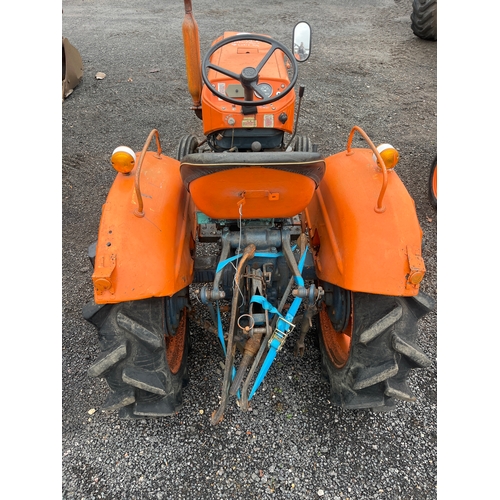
59;0;442;498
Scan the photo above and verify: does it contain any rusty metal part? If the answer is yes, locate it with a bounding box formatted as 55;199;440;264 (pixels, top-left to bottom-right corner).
249;268;266;298
281;229;304;287
245;327;268;335
239;234;308;408
211;244;256;425
229;331;263;396
212;231;232;294
297;232;308;255
262;263;274;283
237;314;255;333
346;126;388;213
239;282;291;410
239;315;273;410
200;287;226;302
188;313;218;337
166;309;188;374
198;287;223;330
292;285;323;300
294;302;317;357
134;129;162;217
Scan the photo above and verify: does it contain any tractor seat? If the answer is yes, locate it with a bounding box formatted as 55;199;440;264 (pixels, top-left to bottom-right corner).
179;151;326;219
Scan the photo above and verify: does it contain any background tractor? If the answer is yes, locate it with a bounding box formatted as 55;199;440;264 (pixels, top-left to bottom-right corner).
411;0;437;41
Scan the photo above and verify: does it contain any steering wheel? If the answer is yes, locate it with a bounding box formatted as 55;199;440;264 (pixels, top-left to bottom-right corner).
201;33;299;106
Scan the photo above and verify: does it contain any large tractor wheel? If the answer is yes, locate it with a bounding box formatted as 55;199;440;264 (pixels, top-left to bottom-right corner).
318;286;434;411
83;291;190;419
411;0;437;41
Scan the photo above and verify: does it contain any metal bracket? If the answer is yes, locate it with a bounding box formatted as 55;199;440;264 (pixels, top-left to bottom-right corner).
268;317;296;352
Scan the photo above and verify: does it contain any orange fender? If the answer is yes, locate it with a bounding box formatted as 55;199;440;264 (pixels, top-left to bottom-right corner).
303;148;425;296
92;152;197;304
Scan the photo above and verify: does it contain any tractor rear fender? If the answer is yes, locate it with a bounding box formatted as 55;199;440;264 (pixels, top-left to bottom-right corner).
92;151;197;304
303;148;425;296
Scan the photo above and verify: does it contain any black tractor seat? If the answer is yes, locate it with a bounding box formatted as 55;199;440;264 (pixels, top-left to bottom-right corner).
179;151;326;191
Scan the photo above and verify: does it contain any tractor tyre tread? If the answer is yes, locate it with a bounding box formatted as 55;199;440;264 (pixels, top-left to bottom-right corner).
411;0;437;41
85;296;189;418
319;291;434;411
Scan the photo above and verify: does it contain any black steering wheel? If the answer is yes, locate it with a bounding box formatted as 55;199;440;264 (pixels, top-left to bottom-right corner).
201;33;299;106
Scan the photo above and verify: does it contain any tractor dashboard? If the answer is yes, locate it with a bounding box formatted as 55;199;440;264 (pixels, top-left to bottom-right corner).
200;33;297;150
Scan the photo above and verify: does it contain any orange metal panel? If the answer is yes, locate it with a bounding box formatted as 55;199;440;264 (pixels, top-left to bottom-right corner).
201;93;295;136
189;167;317;219
201;32;295;135
303;148;425;296
92;152;196;304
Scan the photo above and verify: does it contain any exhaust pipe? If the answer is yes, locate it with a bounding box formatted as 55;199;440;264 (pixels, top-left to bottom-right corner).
182;0;203;118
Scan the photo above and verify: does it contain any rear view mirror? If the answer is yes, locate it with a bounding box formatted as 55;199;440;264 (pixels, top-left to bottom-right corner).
293;22;311;62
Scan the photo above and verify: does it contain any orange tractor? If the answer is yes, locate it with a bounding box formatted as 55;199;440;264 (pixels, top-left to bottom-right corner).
84;0;435;423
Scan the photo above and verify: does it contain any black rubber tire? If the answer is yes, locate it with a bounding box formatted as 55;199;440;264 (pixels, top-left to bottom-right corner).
318;290;435;411
83;293;190;419
176;134;199;161
293;135;314;152
411;0;437;41
428;156;437;210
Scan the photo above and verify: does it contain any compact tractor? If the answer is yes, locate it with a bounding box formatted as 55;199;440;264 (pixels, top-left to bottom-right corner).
84;0;435;423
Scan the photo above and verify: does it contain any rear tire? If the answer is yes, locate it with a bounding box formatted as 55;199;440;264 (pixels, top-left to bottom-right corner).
84;290;190;419
411;0;437;41
318;288;434;411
